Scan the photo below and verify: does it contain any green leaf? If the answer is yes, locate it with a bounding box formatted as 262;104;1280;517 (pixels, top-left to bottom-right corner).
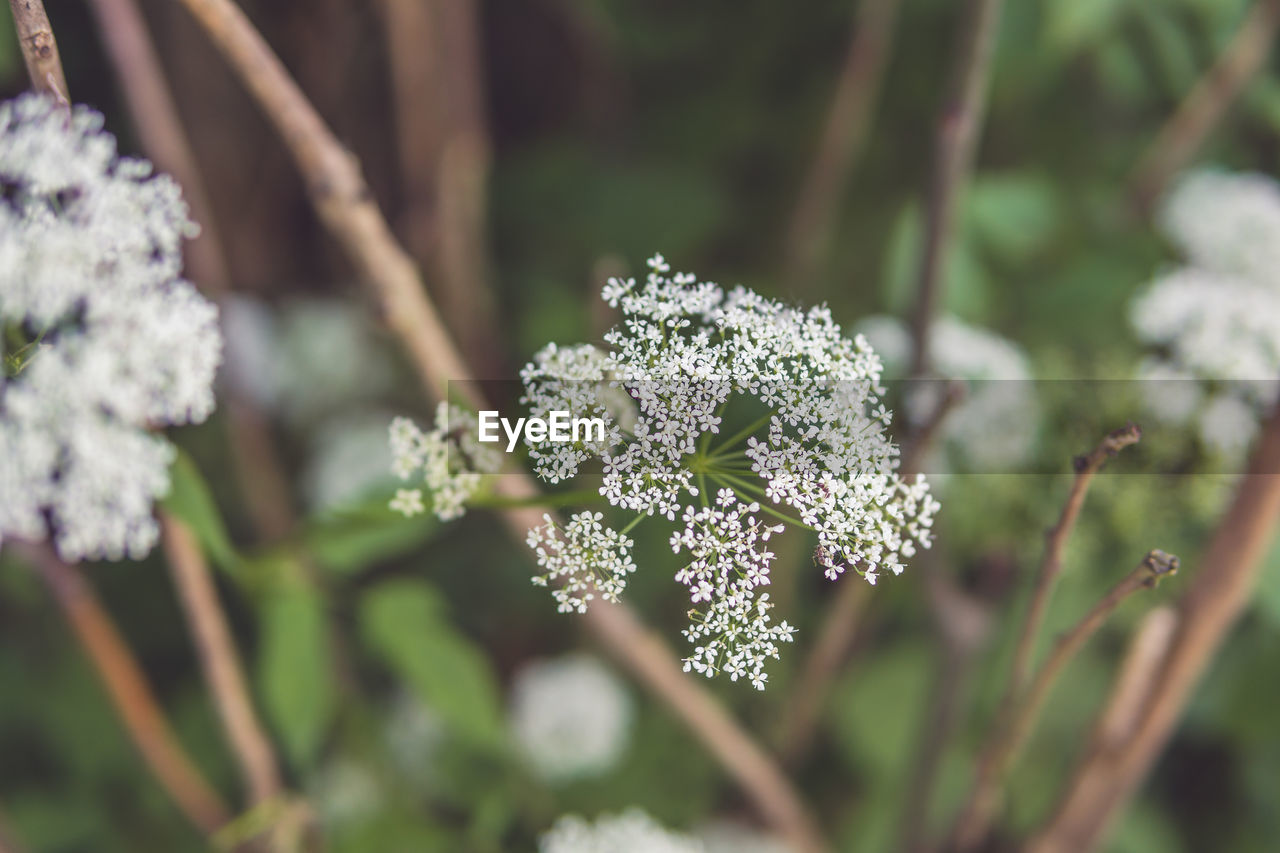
1043;0;1128;56
966;173;1062;262
304;493;440;576
1253;535;1280;628
258;583;336;768
357;579;504;749
162;449;241;574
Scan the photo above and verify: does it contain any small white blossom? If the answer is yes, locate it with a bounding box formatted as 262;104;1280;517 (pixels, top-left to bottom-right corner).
857;314;1039;471
519;255;938;688
303;412;397;511
527;512;637;613
540;808;705;853
509;654;633;782
1131;169;1280;457
0;95;220;560
697;821;793;853
388;402;502;521
673;490;792;690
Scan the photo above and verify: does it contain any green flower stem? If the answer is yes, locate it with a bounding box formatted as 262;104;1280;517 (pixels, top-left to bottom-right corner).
707;413;774;460
470;487;603;510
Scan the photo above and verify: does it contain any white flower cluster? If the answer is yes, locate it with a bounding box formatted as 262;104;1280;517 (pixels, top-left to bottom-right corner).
388;402;502;521
528;511;637;613
0;95;220;560
509;653;633;782
520;255;937;688
857;314;1039;471
673;489;792;690
540;809;705;853
1131;170;1280;455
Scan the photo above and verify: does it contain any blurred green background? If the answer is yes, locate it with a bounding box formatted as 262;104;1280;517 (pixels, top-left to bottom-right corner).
2;1;1280;851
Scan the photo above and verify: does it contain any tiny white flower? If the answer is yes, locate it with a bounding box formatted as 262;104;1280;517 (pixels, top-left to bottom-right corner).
387;402;502;521
540;808;705;853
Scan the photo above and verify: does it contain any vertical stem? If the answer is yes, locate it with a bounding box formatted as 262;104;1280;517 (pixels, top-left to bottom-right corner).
0;804;28;853
161;513;283;806
5;0;68;103
949;551;1178;851
1129;0;1280;215
908;0;1004;376
784;0;902;289
20;545;230;835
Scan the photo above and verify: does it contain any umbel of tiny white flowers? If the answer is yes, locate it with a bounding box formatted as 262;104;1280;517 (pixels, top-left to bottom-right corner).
540;808;706;853
0;95;221;561
1131;169;1280;456
519;255;939;689
388;402;503;520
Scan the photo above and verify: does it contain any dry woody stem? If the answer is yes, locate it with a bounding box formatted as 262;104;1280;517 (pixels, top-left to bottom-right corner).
172;1;825;849
784;0;902;288
21;545;231;835
1028;407;1280;852
6;0;67;104
908;0;1005;376
161;513;283;806
950;550;1179;851
1129;0;1280;215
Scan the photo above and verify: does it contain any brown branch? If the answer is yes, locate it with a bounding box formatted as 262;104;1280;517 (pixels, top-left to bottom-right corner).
378;0;503;374
1129;0;1280;216
161;513;282;806
18;544;231;835
171;2;825;849
82;0;300;542
908;0;1004;377
1027;407;1280;853
783;0;902;289
5;0;67;104
1008;423;1142;697
0;804;28;853
949;550;1179;851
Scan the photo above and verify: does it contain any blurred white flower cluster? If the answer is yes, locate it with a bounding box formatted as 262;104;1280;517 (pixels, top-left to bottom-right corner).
0;95;220;560
389;402;503;520
509;653;632;782
856;314;1038;472
540;808;704;853
520;255;938;689
1131;170;1280;457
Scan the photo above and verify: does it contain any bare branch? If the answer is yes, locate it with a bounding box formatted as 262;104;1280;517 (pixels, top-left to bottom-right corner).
908;0;1004;376
5;0;68;104
1129;0;1280;215
783;0;902;289
161;513;283;806
1028;407;1280;853
949;550;1179;851
17;544;230;835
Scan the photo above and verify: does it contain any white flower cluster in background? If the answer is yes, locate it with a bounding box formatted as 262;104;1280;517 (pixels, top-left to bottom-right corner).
302;411;399;511
1131;169;1280;456
509;653;633;782
0;95;220;560
697;821;793;853
540;808;704;853
389;402;503;520
520;255;937;689
856;314;1039;472
221;295;396;424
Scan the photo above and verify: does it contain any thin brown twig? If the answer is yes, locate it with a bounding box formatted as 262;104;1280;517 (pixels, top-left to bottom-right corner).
378;0;502;373
1008;423;1142;697
783;0;902;289
908;0;1004;377
171;2;825;849
1128;0;1280;215
949;550;1179;851
17;544;231;835
0;803;28;853
1027;407;1280;853
161;513;283;806
6;0;67;104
